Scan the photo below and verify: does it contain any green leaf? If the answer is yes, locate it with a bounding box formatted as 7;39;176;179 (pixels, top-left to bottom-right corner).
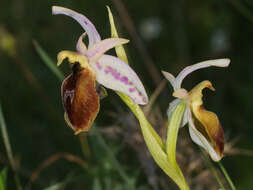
33;40;64;81
0;103;23;190
0;167;8;190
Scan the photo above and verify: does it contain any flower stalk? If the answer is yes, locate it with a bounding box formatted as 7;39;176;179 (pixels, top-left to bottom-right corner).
200;148;226;190
218;162;236;190
107;7;189;190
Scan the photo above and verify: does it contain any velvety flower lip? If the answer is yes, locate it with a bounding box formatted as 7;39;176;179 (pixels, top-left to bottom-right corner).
162;59;230;161
61;63;99;135
52;6;148;134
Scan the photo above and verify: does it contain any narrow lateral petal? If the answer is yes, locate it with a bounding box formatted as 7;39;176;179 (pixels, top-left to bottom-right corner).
167;99;188;128
90;54;148;105
175;58;230;89
189;80;224;160
52;6;101;47
76;32;87;54
61;68;99;134
162;71;176;90
86;38;129;62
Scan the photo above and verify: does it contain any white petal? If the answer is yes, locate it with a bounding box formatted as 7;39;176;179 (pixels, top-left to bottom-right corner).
76;33;87;54
52;6;101;47
162;71;176;90
90;55;148;105
187;110;222;161
86;38;129;62
175;58;230;89
167;99;188;128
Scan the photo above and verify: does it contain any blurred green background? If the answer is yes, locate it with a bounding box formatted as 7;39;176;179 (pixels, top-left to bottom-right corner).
1;0;253;189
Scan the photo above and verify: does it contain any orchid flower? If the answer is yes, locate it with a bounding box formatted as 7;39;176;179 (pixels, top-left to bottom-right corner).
162;59;230;161
52;6;148;134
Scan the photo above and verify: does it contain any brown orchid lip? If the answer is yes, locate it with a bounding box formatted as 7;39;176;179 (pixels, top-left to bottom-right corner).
189;80;224;158
213;122;224;156
195;105;224;157
61;64;100;134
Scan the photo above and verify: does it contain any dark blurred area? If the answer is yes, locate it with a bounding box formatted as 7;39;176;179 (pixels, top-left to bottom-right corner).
0;0;253;189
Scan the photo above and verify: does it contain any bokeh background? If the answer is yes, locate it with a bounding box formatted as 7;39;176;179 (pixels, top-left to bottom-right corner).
0;0;253;189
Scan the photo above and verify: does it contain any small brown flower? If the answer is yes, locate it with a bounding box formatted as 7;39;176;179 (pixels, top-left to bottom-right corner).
163;59;230;161
53;6;148;134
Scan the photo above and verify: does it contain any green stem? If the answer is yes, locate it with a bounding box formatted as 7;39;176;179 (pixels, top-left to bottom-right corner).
14;174;23;190
33;40;64;81
79;134;92;160
200;148;225;190
0;103;23;190
218;162;236;190
94;131;135;189
0;104;15;170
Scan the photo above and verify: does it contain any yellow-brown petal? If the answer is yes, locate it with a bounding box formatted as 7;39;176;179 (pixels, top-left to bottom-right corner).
189;80;224;159
61;65;99;134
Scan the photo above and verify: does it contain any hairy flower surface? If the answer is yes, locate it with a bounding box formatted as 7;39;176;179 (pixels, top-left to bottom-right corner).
163;59;230;161
52;6;148;134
